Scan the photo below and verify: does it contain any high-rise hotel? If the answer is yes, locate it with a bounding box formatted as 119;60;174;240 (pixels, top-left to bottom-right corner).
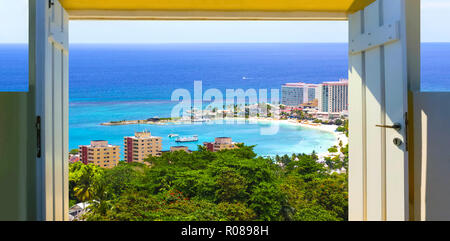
79;140;120;168
123;131;162;164
281;79;348;114
281;82;320;106
318;79;348;113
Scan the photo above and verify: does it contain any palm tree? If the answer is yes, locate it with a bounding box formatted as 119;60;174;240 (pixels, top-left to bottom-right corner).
74;166;97;202
74;184;95;203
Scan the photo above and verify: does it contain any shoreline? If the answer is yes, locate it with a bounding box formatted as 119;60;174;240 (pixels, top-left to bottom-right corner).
227;117;348;157
101;116;348;158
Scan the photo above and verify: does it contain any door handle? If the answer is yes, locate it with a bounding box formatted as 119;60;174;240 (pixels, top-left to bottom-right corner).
375;123;401;131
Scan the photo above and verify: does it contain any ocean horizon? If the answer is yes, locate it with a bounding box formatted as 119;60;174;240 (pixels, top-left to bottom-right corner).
1;43;449;157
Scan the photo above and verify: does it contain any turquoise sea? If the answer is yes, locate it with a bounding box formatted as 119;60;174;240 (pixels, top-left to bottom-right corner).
1;43;449;157
68;43;346;157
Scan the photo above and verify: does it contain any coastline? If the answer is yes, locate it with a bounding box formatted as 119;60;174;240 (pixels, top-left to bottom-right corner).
100;116;348;158
288;119;348;159
222;117;349;157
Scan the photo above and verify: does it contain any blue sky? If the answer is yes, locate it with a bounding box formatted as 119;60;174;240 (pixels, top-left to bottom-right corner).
1;0;450;43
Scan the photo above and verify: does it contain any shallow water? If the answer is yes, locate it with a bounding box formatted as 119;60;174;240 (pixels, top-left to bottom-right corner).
2;43;448;158
69;101;337;157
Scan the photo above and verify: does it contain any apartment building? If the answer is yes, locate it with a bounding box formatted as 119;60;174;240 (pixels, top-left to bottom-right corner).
170;146;191;153
124;131;162;163
281;82;319;106
318;79;348;113
78;140;120;169
203;137;239;152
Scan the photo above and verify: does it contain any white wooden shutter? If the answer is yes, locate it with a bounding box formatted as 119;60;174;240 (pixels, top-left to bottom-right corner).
35;0;69;221
348;0;412;221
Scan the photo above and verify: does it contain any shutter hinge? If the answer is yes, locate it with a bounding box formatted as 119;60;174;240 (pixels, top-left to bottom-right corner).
36;116;41;158
49;0;54;8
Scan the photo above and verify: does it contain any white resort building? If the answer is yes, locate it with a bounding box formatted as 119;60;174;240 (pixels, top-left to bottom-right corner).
281;82;320;106
317;79;349;113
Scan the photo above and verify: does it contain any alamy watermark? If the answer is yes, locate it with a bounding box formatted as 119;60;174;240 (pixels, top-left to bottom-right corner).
171;80;281;135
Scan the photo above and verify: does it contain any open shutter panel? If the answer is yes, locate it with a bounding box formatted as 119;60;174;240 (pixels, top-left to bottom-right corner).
36;0;69;221
348;0;409;221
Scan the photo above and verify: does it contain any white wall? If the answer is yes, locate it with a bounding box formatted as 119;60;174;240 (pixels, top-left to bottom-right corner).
413;92;450;220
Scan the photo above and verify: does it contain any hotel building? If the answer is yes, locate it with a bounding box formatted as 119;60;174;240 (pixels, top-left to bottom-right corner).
124;131;162;163
79;140;120;169
281;82;319;106
318;79;349;113
203;137;239;152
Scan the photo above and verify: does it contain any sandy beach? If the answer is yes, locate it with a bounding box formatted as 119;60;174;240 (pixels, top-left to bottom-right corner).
221;117;348;157
284;119;348;160
227;117;348;143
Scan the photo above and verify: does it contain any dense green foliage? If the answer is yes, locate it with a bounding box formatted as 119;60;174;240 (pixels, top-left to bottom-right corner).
336;119;349;137
69;144;348;221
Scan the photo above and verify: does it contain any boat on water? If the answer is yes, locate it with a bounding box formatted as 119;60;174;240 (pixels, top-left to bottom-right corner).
168;134;179;138
175;135;199;143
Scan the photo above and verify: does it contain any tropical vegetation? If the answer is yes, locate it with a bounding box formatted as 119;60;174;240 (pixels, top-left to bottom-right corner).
69;144;348;221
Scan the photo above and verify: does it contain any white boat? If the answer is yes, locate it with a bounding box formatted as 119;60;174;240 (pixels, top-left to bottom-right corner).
175;135;199;143
168;134;179;138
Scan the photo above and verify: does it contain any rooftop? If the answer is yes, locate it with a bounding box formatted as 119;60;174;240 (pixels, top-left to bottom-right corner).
79;140;119;148
322;79;349;85
283;82;320;88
